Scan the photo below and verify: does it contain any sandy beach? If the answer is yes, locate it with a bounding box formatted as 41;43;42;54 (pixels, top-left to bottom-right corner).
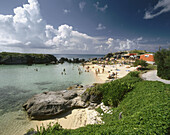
22;63;136;134
85;63;136;83
27;108;102;132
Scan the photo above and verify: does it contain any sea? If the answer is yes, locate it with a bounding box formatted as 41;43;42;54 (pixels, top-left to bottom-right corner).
0;54;105;135
54;54;105;60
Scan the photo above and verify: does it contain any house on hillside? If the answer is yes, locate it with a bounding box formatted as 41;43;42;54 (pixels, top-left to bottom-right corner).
122;53;140;59
140;54;155;64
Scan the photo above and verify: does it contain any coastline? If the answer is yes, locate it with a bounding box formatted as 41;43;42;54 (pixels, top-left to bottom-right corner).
23;63;137;134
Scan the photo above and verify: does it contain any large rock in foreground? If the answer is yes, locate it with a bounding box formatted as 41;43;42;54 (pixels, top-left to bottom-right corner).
23;90;87;120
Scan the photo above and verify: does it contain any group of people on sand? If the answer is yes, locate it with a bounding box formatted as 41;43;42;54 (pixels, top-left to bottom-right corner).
94;68;105;76
85;66;90;72
107;72;118;79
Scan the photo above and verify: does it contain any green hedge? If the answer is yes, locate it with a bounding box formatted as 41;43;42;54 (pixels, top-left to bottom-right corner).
154;49;170;80
133;59;148;67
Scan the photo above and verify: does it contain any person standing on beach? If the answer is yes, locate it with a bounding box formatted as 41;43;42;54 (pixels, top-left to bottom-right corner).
102;68;104;73
95;69;98;76
115;72;118;78
98;68;100;74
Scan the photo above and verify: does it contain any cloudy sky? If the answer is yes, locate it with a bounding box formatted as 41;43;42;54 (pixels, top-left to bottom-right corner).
0;0;170;54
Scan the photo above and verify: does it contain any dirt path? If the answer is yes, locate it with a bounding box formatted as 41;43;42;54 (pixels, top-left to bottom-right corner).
141;70;170;84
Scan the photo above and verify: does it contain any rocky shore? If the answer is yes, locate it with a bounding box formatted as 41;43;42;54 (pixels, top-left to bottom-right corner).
58;57;86;64
0;52;57;65
23;89;88;120
23;83;104;120
0;52;86;65
23;83;115;135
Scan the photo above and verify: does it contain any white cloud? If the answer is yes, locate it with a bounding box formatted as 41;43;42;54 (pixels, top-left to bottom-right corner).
25;42;31;46
0;0;46;48
101;37;140;52
96;23;106;30
144;0;170;19
137;37;143;41
79;2;86;12
0;0;108;54
94;2;108;12
45;24;102;52
0;34;21;45
63;9;70;14
0;0;161;54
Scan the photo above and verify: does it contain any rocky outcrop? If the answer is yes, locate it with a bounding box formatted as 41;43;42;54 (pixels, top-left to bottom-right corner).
104;53;113;59
81;91;102;104
23;90;88;120
67;84;84;90
58;57;85;64
0;52;57;65
91;57;97;61
58;57;68;64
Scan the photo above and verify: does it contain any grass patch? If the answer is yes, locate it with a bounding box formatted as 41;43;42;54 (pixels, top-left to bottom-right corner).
95;107;104;114
146;64;157;70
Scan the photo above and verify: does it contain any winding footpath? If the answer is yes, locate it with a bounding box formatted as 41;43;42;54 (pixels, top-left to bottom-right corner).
141;70;170;84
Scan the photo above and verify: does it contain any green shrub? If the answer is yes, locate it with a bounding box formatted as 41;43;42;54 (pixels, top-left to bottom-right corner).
36;122;69;135
129;49;148;54
128;71;140;77
154;49;170;80
146;64;157;70
86;84;102;95
133;59;148;67
95;107;104;114
85;71;141;107
92;61;98;64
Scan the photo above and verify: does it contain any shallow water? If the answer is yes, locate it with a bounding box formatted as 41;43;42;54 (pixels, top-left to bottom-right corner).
0;63;96;135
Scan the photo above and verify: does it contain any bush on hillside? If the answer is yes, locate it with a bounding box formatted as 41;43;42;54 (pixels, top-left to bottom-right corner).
85;71;141;107
154;49;170;80
133;59;148;67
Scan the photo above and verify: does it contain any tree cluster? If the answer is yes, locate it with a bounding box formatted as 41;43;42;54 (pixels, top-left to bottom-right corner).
154;49;170;80
133;59;148;67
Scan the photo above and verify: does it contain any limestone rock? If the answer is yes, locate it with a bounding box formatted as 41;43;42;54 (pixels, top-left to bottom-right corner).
81;91;102;103
23;90;87;120
0;52;57;65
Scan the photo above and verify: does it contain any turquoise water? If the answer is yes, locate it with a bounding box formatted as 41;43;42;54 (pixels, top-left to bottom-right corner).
0;63;96;135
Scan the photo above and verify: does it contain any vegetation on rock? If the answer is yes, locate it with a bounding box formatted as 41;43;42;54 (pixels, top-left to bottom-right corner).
129;49;149;54
0;52;57;65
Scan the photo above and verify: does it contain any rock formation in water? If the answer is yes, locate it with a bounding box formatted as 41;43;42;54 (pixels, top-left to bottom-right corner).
58;57;85;64
0;52;57;65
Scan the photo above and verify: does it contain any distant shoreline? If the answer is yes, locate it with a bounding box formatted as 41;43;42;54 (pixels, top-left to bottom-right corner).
0;52;57;65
